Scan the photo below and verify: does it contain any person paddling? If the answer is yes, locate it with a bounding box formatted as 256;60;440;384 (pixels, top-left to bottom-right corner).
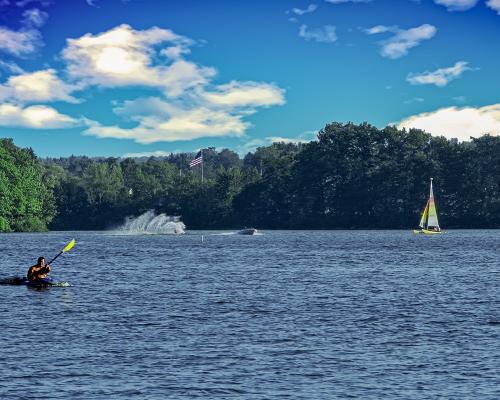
27;257;51;283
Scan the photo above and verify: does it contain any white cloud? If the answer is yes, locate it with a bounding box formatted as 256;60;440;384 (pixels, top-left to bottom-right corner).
103;78;285;143
91;81;284;144
159;60;215;97
88;96;272;143
160;45;190;59
299;24;337;43
397;104;500;141
84;106;249;144
434;0;479;11
0;4;48;56
407;61;471;87
122;150;171;158
0;103;80;128
56;24;285;143
61;24;211;96
486;0;500;13
0;69;80;103
289;4;318;15
367;24;436;59
22;8;48;27
364;25;398;35
113;97;175;119
0;26;40;56
202;81;285;108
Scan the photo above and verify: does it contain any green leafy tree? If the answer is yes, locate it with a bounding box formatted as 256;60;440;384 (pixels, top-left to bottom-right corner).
37;123;500;230
0;139;55;232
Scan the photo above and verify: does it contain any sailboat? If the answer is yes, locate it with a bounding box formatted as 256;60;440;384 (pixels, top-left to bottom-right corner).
414;178;442;235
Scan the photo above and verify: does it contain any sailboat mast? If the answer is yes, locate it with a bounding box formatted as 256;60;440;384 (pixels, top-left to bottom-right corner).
426;178;433;229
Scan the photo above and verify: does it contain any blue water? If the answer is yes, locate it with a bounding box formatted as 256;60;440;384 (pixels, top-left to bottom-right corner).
1;230;499;399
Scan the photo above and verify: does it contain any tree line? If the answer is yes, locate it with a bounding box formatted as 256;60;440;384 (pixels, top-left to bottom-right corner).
1;122;500;232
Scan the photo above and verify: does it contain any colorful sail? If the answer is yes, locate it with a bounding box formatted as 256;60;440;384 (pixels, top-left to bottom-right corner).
426;179;440;229
418;200;429;228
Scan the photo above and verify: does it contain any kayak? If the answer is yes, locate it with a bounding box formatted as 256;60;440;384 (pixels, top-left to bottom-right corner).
26;278;71;287
0;276;71;287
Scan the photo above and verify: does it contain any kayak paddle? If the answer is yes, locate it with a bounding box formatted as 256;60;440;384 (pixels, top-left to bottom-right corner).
47;239;76;265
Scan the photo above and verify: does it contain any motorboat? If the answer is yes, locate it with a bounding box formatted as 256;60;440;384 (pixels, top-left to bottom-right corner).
237;228;257;235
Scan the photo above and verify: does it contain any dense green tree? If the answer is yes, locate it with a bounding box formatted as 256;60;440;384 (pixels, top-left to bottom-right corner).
83;161;125;205
234;142;300;228
0;139;55;232
5;122;500;231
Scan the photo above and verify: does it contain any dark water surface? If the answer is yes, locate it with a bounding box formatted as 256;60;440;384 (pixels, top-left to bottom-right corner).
1;230;499;399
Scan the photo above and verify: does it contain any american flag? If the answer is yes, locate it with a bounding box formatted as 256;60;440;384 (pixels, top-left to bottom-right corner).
189;150;203;167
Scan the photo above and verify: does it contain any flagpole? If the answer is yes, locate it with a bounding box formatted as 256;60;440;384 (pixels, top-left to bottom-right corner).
201;149;204;184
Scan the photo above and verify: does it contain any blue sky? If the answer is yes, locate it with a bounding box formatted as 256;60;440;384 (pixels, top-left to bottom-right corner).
0;0;499;157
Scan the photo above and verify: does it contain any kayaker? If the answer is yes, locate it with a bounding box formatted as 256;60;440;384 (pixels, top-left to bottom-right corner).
27;257;51;282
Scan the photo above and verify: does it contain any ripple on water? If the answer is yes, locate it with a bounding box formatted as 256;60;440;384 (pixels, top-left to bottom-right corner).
1;230;500;399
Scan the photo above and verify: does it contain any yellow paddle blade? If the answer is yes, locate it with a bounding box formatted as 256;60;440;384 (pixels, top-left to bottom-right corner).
62;239;76;253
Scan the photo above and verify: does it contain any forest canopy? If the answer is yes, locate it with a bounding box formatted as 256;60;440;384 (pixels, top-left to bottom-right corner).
0;139;55;232
1;122;500;232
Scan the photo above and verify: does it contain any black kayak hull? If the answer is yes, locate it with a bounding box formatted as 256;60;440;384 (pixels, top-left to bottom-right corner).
0;276;27;285
0;277;70;287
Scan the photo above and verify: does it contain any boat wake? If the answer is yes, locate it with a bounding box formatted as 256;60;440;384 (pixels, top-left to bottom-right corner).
116;210;186;235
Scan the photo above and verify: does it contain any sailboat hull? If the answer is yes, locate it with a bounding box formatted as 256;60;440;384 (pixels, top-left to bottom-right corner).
413;229;442;235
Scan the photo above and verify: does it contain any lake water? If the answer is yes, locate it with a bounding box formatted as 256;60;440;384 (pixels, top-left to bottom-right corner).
1;230;499;399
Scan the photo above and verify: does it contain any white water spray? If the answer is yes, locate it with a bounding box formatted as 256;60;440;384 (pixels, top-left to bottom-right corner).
118;210;185;234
